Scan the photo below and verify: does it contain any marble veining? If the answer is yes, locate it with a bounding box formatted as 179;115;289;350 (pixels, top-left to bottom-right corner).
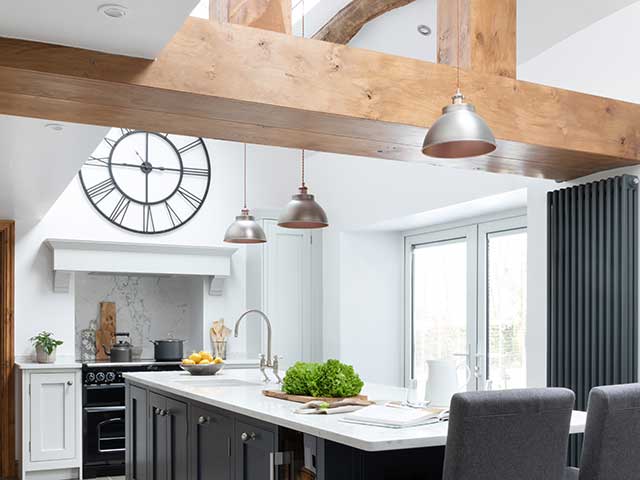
75;273;201;359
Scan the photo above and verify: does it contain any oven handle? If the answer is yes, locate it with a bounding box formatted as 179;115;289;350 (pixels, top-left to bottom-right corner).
97;417;126;453
84;406;126;413
84;383;125;390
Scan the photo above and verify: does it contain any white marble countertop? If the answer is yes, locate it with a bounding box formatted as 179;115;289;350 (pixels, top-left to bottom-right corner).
124;369;588;452
15;360;82;370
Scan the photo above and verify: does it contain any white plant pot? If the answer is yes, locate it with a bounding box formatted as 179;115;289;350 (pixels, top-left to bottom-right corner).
35;345;57;364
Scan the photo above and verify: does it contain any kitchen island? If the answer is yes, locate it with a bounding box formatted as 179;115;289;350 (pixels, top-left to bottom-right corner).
124;369;587;480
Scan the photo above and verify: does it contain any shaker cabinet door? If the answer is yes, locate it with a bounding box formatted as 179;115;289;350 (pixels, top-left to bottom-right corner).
236;420;276;480
127;384;149;480
166;397;188;480
149;392;168;480
190;405;233;480
29;372;77;462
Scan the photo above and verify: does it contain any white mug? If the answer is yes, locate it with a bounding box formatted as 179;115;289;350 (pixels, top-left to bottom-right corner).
424;359;472;407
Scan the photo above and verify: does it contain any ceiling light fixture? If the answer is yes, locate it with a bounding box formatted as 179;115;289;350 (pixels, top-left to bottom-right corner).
417;24;432;36
422;0;496;159
45;123;64;132
98;4;128;19
278;149;328;229
224;144;267;244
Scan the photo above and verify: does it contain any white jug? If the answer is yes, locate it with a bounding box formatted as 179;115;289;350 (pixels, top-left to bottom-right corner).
424;359;471;407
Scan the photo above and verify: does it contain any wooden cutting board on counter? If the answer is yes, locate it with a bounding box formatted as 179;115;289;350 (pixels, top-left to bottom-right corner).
263;389;372;404
95;301;116;360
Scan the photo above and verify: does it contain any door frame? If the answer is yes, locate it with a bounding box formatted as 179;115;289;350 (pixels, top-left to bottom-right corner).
0;220;15;479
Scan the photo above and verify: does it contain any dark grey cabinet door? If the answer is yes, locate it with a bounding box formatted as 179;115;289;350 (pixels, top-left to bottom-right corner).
127;385;149;480
149;392;168;480
166;397;188;480
190;404;233;480
235;420;276;480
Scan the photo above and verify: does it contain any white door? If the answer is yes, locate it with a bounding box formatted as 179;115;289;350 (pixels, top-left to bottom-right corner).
262;219;312;368
30;372;77;462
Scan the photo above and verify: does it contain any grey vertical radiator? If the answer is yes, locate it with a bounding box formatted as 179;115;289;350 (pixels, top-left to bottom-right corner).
547;174;638;465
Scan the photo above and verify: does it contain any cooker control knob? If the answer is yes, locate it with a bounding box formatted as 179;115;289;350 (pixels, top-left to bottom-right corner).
96;372;106;382
106;372;116;382
86;372;96;383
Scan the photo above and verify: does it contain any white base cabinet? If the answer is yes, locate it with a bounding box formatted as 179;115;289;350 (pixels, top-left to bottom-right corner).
16;364;82;480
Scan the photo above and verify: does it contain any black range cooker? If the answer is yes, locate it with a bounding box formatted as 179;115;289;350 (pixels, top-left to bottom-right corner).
82;360;182;478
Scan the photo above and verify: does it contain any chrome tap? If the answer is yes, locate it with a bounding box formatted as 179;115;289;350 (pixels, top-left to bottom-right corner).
234;309;279;383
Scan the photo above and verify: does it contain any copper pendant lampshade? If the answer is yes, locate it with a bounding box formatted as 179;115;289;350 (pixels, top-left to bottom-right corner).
224;144;267;244
278;149;328;229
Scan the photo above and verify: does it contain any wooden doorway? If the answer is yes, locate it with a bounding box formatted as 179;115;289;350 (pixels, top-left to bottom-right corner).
0;221;15;479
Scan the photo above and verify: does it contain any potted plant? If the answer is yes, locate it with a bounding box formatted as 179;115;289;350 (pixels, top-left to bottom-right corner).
30;331;64;363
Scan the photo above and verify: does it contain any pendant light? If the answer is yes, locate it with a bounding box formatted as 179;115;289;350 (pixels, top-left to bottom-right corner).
422;0;496;158
224;144;267;244
278;0;328;230
278;149;328;229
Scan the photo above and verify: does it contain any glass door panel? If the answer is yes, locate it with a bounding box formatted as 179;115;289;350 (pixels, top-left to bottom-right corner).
478;219;527;390
408;226;477;382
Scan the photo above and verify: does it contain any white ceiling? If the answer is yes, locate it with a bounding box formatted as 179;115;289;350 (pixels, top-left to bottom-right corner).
518;0;639;63
0;116;108;220
0;0;199;59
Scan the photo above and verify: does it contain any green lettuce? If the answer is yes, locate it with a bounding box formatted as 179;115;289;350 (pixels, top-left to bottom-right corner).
282;359;364;398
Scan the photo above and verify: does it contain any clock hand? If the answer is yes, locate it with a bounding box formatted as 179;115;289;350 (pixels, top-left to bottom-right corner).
109;162;145;169
134;150;145;164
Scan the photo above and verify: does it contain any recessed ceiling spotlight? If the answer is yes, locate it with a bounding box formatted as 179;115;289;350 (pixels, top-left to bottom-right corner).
98;4;128;19
417;24;432;36
45;123;64;132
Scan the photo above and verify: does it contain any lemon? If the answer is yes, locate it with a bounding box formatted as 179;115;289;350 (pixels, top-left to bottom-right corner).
189;352;202;364
199;351;211;358
198;359;211;365
213;357;224;364
182;358;195;365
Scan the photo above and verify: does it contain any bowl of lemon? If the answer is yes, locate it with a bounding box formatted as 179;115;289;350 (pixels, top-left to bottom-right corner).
181;351;225;376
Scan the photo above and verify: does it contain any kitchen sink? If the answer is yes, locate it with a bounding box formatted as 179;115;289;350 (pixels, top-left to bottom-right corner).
169;378;262;388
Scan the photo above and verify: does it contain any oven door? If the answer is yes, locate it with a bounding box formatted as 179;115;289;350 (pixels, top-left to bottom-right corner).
83;406;126;467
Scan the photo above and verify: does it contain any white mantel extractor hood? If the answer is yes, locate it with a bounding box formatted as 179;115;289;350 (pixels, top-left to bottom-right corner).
45;239;238;295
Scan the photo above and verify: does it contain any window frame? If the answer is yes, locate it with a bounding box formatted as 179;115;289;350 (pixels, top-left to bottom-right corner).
402;210;527;387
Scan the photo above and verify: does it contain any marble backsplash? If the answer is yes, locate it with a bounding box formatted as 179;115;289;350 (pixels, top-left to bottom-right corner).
75;273;202;360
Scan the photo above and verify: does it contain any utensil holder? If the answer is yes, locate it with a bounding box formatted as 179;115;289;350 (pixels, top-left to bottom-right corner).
213;340;227;360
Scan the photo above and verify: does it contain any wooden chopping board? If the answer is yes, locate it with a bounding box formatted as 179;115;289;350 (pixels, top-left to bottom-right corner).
95;301;116;360
263;389;372;404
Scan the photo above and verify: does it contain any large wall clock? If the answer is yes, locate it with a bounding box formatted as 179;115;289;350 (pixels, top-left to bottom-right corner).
79;129;211;234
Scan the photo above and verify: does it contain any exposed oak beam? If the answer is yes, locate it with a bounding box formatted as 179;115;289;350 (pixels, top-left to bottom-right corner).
0;18;637;180
438;0;517;78
313;0;415;44
210;0;291;34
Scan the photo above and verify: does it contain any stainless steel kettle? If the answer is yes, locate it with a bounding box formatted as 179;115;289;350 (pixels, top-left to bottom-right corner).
103;332;133;363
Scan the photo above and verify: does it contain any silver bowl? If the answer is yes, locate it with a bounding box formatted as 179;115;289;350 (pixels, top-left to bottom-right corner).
180;363;224;376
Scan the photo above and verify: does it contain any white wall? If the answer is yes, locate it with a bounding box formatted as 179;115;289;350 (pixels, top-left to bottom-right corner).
14;139;300;359
519;1;640;386
339;231;403;385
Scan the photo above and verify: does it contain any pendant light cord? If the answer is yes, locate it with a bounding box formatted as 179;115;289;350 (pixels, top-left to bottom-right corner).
302;0;305;37
456;0;460;91
301;149;306;188
300;0;306;189
243;143;247;209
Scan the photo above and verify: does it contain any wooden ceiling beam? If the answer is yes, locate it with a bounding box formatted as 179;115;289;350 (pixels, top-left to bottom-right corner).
0;17;637;181
210;0;291;34
438;0;517;78
313;0;416;44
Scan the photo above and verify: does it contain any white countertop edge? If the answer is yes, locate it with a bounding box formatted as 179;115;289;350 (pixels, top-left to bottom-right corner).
15;361;82;370
123;371;588;452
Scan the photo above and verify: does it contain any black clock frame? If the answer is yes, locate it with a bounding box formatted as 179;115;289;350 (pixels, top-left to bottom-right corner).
79;130;211;235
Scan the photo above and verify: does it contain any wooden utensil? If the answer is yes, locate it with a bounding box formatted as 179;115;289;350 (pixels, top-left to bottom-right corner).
262;389;372;405
95;302;116;360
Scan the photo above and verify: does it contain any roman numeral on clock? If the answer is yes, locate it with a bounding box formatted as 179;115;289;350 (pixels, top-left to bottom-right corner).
86;178;115;204
143;205;155;233
177;187;203;209
109;196;130;224
165;201;182;227
178;139;201;154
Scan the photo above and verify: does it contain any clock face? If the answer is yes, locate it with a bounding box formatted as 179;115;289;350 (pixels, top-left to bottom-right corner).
79;129;211;234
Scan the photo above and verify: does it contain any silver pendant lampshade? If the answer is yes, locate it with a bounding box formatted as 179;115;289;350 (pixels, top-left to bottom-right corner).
422;89;496;158
278;150;328;229
224;144;267;244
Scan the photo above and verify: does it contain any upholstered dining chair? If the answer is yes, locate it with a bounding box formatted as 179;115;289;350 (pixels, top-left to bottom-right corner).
564;383;640;480
442;388;575;480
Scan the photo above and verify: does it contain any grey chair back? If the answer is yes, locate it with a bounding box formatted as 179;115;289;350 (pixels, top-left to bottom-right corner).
578;383;640;480
443;387;575;480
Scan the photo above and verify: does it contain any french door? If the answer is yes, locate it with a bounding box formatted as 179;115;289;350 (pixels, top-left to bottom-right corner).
405;216;527;390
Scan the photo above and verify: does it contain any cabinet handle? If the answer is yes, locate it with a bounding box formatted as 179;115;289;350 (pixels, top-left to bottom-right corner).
241;432;256;442
163;409;170;416
197;416;209;425
67;381;73;386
